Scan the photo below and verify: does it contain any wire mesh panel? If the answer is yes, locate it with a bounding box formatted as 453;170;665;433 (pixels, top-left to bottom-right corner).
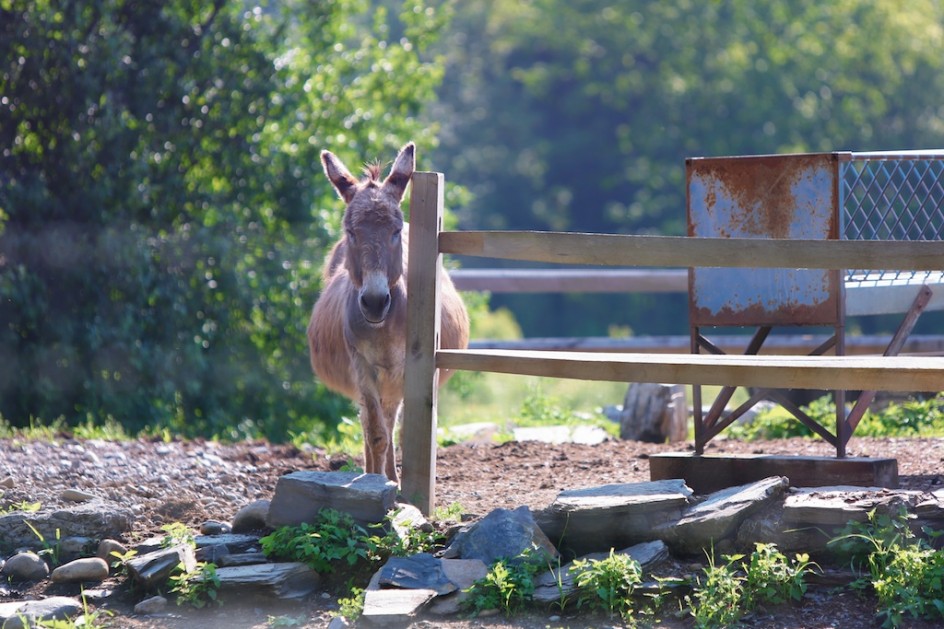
841;151;944;285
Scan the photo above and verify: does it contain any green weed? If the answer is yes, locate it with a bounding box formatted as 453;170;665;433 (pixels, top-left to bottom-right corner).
571;548;643;620
335;587;366;623
830;508;944;627
688;543;817;628
25;521;62;567
463;550;546;616
161;522;196;548
260;509;369;573
169;561;221;608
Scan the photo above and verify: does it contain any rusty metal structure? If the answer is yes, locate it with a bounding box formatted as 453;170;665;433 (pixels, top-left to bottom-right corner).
687;150;944;456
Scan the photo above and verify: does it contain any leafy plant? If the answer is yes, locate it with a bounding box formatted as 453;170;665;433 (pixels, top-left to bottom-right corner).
0;499;41;515
169;561;221;608
571;548;643;619
161;522;196;549
433;502;465;522
830;508;944;627
689;549;745;628
463;550;545;616
108;548;138;576
25;521;62;567
741;543;815;609
688;543;817;628
335;587;366;623
365;511;446;559
260;509;369;573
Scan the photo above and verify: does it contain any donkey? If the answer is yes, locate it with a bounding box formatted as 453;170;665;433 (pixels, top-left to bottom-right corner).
308;142;469;483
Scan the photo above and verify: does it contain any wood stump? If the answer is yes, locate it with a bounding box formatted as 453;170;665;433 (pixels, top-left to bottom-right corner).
619;382;688;443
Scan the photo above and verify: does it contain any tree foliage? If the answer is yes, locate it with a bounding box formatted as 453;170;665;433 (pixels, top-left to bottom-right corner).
0;0;448;438
431;0;944;336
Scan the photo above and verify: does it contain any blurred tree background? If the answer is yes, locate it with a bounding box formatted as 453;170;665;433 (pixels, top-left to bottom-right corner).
431;0;944;337
0;0;446;438
2;0;943;438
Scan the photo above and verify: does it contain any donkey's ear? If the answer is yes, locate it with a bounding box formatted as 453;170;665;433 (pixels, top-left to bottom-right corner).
382;142;415;202
321;150;359;203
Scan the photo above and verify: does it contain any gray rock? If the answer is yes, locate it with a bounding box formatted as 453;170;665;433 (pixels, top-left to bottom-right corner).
60;488;97;503
362;586;437;626
0;477;14;489
199;520;231;536
266;471;397;527
193;533;260;553
0;596;82;629
59;536;95;562
133;595;168;615
0;501;134;552
213;562;320;600
377;553;456;595
216;551;268;567
536;480;692;556
50;557;109;583
782;486;924;527
125;544;197;589
195;543;230;564
97;539;129;563
389;504;433;552
231;499;270;533
427;559;489;615
533;541;669;604
2;551;49;581
657;476;790;554
327;616;351;629
442;506;558;565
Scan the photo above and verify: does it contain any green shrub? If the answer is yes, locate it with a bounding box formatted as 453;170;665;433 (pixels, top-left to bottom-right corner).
463;550;546;616
571;549;644;620
688;543;817;628
830;508;944;628
260;510;369;573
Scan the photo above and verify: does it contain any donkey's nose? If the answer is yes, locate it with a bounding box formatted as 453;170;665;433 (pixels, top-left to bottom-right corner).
360;290;391;323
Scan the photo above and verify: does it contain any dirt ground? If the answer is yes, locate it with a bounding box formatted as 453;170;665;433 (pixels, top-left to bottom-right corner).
3;434;944;628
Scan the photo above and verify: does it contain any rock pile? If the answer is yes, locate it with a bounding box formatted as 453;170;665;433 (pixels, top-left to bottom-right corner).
2;470;944;626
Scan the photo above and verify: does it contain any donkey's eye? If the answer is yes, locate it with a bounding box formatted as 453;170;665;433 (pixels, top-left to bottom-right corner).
391;229;401;244
346;229;356;243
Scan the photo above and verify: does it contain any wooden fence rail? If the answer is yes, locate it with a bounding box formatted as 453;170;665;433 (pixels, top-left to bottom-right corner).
401;171;944;513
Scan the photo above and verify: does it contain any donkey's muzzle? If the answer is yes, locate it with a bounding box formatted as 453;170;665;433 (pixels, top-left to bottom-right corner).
359;272;392;324
360;290;391;323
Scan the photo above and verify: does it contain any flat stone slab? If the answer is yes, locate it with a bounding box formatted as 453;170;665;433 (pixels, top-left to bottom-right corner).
126;544;197;589
377;553;456;595
213;562;320;600
362;587;437;625
657;476;789;554
267;471;397;527
649;452;898;494
427;559;489;615
512;425;609;445
782;486;925;527
536;480;692;556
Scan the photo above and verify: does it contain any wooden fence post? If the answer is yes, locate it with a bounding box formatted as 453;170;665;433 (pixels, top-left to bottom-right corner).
401;171;444;515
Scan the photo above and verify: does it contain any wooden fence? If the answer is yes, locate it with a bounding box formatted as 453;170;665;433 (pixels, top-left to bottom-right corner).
401;172;944;514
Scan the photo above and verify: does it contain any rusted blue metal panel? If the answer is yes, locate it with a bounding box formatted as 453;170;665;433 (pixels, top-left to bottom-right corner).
687;153;843;326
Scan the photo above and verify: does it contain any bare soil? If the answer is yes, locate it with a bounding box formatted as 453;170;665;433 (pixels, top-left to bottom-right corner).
3;434;944;628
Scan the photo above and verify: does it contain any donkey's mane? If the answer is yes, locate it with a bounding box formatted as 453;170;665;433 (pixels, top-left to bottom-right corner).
363;162;383;181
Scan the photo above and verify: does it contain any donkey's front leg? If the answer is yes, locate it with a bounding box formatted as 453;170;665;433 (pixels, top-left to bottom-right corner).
359;397;396;481
379;400;403;483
